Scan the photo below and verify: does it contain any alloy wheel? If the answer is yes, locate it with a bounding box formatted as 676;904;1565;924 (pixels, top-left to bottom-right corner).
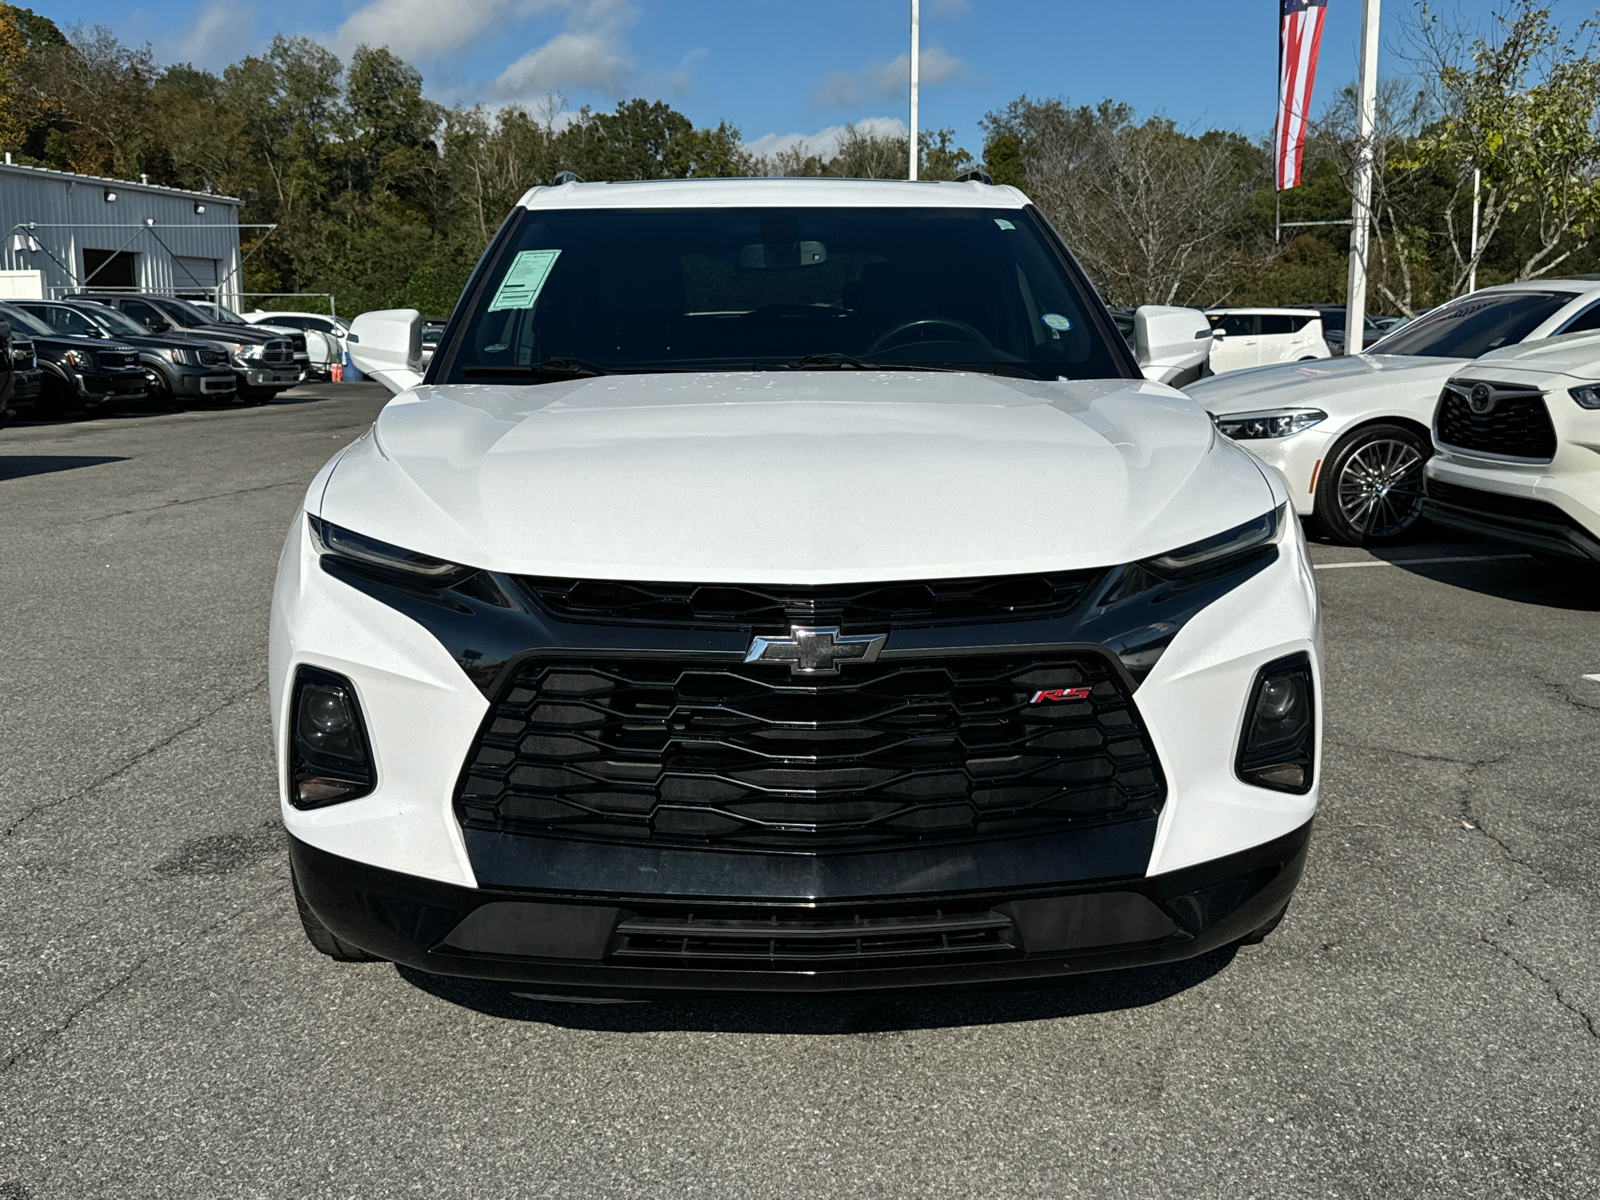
1335;436;1425;539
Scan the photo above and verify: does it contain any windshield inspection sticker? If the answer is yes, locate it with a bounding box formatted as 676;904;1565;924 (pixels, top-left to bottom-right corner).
488;249;561;312
1041;312;1074;332
994;218;1016;230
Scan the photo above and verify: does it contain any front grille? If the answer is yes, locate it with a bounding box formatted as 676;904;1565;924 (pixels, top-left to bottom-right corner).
1427;479;1589;532
457;652;1164;851
261;339;293;364
197;348;228;366
608;902;1020;971
1436;381;1556;460
12;342;34;371
98;350;139;371
518;570;1103;634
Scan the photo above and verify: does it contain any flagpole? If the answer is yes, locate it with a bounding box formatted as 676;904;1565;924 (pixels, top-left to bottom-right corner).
1346;0;1380;346
909;0;919;180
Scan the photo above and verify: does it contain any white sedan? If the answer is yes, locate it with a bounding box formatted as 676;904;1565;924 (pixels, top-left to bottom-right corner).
1187;281;1600;545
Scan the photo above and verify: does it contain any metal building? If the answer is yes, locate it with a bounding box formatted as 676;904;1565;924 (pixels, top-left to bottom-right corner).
0;161;244;306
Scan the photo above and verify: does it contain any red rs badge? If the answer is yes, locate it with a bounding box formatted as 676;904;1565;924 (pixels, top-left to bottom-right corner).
1031;688;1091;703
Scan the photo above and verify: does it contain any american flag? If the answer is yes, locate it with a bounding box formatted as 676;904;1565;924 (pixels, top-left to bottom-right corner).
1275;0;1328;190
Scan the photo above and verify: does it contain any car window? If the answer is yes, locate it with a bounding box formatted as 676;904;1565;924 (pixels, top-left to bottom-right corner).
1209;314;1257;337
20;304;92;336
269;316;308;330
1314;309;1345;332
446;205;1129;383
121;299;168;330
1370;291;1573;358
1559;302;1600;335
1259;315;1295;336
86;305;158;339
0;305;58;337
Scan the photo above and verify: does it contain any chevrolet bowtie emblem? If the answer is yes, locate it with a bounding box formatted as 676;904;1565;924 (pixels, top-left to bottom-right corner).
744;626;887;675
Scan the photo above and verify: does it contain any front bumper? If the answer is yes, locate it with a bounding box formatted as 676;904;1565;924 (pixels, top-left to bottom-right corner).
291;819;1311;997
1425;457;1600;561
173;366;238;398
240;365;303;389
76;369;147;405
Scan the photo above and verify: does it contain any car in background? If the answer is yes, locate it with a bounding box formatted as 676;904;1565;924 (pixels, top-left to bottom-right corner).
419;316;447;369
1205;308;1330;375
235;310;347;379
0;316;13;428
13;299;236;408
1424;332;1600;562
0;302;146;418
1290;305;1397;356
192;303;337;380
1187;280;1600;545
76;293;303;403
6;329;41;421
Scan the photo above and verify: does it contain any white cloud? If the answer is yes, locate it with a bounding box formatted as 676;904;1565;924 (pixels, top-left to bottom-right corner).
331;0;518;61
486;0;641;104
744;116;907;161
163;0;258;69
812;47;969;108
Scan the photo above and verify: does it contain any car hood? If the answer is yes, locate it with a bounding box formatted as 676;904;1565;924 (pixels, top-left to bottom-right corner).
317;371;1279;583
1186;353;1466;420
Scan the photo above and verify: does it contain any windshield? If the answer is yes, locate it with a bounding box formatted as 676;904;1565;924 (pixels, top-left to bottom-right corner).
206;306;248;325
157;299;213;328
1370;291;1572;358
441;205;1128;382
87;305;156;338
0;305;57;337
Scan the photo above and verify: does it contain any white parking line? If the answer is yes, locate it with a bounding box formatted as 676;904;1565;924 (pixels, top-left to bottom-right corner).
1313;554;1530;571
1583;674;1600;683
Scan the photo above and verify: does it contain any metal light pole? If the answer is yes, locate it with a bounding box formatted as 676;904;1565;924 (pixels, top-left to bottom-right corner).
908;0;919;180
1346;0;1381;345
1468;166;1481;292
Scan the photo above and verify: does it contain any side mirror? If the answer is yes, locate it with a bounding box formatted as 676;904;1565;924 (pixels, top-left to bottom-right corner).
348;308;423;394
344;332;359;344
1210;327;1227;339
1133;305;1213;387
148;318;171;332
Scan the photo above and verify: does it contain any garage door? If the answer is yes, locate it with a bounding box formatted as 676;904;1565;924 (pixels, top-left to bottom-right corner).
173;256;219;289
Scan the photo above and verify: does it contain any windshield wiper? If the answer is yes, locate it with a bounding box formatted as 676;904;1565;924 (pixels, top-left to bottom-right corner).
463;357;610;381
786;352;960;372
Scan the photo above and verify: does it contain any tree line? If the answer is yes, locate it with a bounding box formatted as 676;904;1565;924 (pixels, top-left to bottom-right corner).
0;1;1595;319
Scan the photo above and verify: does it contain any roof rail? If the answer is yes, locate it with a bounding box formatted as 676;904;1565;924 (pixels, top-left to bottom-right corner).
552;170;583;186
955;168;994;185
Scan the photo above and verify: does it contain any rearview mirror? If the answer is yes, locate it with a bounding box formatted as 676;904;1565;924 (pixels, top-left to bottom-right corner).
738;241;827;269
1133;305;1212;388
348;309;423;394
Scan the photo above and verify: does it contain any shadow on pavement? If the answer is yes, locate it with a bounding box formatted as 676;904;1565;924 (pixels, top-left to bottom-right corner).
1378;548;1600;612
0;454;128;481
395;945;1239;1033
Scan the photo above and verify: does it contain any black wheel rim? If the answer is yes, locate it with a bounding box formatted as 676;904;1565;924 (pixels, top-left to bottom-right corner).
1336;437;1425;538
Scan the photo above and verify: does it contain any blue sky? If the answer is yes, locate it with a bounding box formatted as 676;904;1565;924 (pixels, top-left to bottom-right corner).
47;0;1523;158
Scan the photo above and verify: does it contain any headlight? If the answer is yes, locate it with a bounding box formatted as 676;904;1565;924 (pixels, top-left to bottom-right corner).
308;515;474;585
62;349;97;369
1142;503;1289;579
1213;409;1328;440
241;342;265;360
1236;652;1315;793
168;347;196;365
1569;385;1600;410
288;664;375;808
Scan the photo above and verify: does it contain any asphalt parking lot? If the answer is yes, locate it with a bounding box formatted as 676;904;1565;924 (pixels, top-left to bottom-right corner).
1;382;1597;1199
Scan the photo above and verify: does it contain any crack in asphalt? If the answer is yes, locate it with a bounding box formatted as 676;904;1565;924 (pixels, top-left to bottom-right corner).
0;679;268;840
85;480;300;523
0;881;291;1077
1479;932;1600;1042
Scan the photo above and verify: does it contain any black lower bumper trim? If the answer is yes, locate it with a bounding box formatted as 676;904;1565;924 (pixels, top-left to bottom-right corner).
289;820;1313;997
1423;497;1600;562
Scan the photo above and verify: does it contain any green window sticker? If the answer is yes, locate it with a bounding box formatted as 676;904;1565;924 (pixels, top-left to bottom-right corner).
488;249;561;312
994;218;1016;231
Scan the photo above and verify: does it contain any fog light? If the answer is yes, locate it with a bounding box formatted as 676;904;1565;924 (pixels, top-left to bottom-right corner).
289;666;375;808
1236;652;1315;794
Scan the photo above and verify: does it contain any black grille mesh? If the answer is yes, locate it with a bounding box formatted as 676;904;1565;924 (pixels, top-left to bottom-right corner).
457;653;1164;851
518;571;1102;634
98;350;139;370
1436;383;1556;460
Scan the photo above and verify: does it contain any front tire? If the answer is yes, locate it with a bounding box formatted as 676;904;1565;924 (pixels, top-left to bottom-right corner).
1313;423;1429;546
292;869;383;962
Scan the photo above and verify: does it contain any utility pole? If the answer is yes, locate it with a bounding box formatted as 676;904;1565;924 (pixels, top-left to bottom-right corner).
1346;0;1381;346
1468;166;1481;292
908;0;919;181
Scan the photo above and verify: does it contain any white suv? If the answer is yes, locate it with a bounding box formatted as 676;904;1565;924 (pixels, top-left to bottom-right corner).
1205;308;1330;375
1425;332;1600;560
274;178;1320;998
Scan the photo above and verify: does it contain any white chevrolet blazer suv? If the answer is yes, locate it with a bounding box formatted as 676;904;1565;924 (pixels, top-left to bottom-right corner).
271;178;1321;999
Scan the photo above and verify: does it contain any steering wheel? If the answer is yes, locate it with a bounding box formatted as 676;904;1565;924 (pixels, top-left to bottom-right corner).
865;317;992;355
